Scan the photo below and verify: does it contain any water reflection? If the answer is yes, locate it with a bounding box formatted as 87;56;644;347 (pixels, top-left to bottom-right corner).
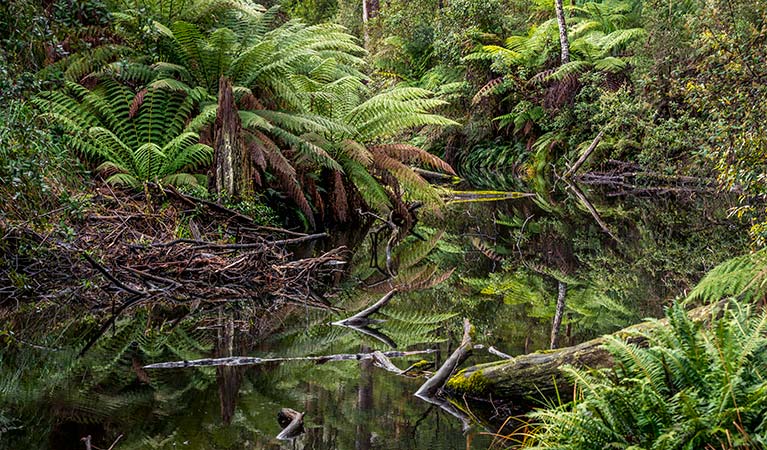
0;178;748;449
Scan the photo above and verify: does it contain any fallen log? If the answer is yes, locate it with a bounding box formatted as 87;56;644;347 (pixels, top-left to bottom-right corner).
444;299;729;412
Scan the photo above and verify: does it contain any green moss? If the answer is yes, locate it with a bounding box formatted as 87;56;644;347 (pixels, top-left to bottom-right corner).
445;369;489;394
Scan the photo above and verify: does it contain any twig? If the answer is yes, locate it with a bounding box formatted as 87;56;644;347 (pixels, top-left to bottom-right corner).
488;346;513;360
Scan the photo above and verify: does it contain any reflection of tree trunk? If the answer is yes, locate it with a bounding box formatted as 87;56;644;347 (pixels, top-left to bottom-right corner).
554;0;570;64
216;312;242;425
356;345;373;450
550;282;567;349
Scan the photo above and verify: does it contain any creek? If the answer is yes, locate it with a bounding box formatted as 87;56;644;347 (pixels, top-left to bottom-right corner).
0;179;747;450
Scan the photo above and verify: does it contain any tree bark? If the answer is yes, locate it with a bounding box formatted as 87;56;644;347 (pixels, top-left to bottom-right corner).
362;0;370;49
211;76;253;200
550;282;567;349
444;299;730;413
554;0;570;65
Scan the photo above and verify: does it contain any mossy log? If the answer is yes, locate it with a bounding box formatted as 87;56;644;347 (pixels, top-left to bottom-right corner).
444;299;727;412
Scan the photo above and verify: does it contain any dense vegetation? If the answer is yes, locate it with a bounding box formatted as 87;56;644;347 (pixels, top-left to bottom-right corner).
2;0;767;448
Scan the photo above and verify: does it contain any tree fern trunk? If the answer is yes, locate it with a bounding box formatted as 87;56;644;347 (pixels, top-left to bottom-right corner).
550;281;567;349
554;0;570;64
211;76;253;200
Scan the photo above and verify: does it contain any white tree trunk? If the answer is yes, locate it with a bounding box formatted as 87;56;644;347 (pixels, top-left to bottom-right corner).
550;281;567;349
554;0;570;65
362;0;370;49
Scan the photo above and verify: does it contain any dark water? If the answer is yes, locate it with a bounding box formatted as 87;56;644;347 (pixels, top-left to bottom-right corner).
0;181;747;449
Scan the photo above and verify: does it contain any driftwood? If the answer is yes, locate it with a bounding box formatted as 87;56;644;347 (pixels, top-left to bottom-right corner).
444;299;729;412
142;348;436;369
563;131;603;179
276;408;305;440
414;318;475;431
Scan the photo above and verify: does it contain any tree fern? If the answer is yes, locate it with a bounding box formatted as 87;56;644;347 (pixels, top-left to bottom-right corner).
35;82;212;187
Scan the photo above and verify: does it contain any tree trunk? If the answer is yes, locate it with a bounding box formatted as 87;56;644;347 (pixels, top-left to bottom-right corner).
210;76;253;200
444;299;730;413
550;282;567;349
362;0;370;49
361;0;379;50
554;0;570;65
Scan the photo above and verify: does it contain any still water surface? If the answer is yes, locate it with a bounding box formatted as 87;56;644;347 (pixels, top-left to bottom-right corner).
1;184;746;449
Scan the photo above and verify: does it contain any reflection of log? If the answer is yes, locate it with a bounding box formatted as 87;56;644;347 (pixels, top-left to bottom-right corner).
332;289;397;326
143;348;436;369
341;323;397;349
564;179;621;243
276;408;305;440
444;299;729;412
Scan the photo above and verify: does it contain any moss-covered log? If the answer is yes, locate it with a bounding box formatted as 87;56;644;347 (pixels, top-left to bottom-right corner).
444;299;727;412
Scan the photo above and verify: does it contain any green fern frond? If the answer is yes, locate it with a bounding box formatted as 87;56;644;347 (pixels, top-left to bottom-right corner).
686;250;767;304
